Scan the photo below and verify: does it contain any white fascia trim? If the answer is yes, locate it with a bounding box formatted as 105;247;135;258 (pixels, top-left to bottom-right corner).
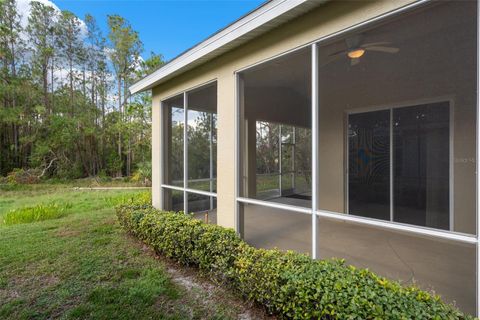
129;0;310;94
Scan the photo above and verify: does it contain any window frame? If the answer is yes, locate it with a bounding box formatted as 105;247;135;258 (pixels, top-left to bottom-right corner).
160;79;218;214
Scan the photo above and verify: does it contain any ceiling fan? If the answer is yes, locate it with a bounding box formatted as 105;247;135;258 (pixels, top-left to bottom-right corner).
324;35;399;66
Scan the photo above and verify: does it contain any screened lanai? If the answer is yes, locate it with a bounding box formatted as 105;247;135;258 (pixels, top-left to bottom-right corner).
236;0;477;314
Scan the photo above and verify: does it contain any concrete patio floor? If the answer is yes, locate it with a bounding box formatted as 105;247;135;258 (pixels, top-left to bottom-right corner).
191;197;476;314
242;202;476;315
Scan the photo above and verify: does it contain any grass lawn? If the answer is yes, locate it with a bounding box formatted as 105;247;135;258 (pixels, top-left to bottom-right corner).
0;183;260;320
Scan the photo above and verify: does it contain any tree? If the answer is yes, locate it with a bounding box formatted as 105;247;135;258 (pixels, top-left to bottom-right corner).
107;15;143;176
56;10;84;115
26;1;57;114
0;3;162;180
0;0;25;173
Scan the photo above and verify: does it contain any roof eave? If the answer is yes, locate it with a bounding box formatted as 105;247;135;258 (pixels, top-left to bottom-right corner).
130;0;327;94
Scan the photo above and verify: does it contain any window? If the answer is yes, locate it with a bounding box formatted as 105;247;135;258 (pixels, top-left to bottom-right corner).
162;82;217;220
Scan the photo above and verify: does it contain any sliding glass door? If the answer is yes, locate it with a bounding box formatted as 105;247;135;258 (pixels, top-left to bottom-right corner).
348;110;390;220
347;102;451;230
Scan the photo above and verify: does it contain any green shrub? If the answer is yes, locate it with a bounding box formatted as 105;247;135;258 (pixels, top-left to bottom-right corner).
116;203;473;319
131;161;152;186
3;202;72;225
104;191;152;207
6;168;41;184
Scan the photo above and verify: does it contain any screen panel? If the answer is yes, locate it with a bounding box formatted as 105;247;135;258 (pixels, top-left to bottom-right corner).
317;215;476;314
241;203;311;255
348;110;391;220
163;95;184;187
393;102;450;230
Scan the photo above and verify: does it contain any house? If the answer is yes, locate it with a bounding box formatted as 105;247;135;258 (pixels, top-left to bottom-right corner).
130;0;479;315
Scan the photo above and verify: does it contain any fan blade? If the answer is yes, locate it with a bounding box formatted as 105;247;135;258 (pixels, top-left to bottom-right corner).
367;46;399;54
351;58;360;66
320;54;343;67
346;35;363;49
328;50;346;57
361;42;392;48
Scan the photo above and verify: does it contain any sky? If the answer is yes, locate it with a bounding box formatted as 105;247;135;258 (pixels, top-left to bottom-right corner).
46;0;266;62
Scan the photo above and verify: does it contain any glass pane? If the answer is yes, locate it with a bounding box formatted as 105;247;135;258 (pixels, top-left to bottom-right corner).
317;216;476;315
163;188;183;212
348;110;390;220
163;95;184;187
239;46;312;209
187;83;217;192
188;193;217;224
241;203;311;254
393;102;450;230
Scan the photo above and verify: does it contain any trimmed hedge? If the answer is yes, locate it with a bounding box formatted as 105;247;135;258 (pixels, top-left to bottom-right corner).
116;203;473;320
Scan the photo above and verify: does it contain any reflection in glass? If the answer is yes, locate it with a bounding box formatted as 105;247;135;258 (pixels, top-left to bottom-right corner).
187;84;217;192
393;103;450;229
348;110;390;220
164;95;184;187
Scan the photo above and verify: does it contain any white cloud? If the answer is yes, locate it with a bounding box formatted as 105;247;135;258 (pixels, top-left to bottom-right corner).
133;55;144;72
16;0;60;28
16;0;87;39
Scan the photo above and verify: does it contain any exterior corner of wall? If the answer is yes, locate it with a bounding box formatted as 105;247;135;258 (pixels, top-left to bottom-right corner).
151;94;162;209
216;73;237;229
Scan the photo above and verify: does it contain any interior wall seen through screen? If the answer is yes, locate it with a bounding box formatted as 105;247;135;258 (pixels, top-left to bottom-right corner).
240;46;312;209
317;0;477;235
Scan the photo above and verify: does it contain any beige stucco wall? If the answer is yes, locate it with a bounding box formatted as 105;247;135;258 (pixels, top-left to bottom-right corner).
151;0;418;229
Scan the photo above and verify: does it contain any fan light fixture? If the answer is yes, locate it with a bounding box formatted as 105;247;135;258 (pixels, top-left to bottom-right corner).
347;49;365;59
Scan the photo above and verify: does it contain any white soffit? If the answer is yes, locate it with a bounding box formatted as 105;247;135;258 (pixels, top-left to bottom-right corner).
130;0;328;94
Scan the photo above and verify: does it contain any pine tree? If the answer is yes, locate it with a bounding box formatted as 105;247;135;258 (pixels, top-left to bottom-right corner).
0;0;25;173
56;10;84;115
26;1;57;114
107;15;143;176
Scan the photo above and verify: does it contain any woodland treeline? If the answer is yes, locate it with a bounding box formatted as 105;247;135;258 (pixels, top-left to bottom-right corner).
0;0;163;179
